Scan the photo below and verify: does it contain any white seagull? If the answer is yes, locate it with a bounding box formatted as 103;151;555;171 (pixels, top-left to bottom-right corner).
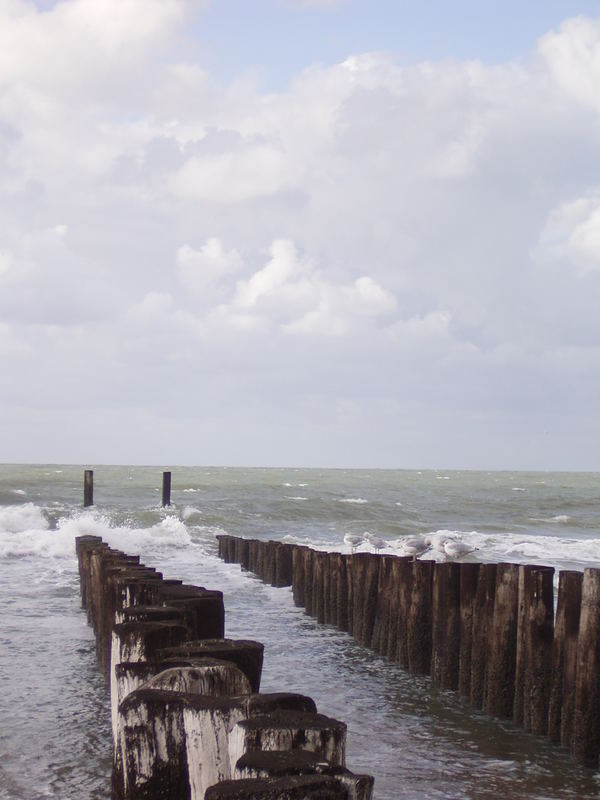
364;531;387;551
443;540;478;560
395;535;430;559
344;533;365;553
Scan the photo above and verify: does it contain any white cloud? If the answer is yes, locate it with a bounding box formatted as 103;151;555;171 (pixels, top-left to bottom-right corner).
1;3;600;465
177;238;243;300
538;16;600;112
170;144;302;203
535;194;600;273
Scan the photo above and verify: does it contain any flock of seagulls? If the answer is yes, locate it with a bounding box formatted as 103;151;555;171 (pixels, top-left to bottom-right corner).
343;531;477;561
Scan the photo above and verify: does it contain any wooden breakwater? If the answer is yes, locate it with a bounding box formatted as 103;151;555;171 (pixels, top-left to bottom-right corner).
75;535;374;800
217;535;600;769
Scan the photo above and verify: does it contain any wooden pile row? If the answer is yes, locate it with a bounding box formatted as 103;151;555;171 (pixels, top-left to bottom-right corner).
217;536;600;769
75;535;374;800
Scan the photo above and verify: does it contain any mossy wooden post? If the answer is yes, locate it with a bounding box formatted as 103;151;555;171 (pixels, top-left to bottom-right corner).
470;563;496;709
484;563;519;719
162;471;171;507
431;562;461;690
573;568;600;767
513;565;554;735
548;570;582;748
458;563;480;701
84;469;94;507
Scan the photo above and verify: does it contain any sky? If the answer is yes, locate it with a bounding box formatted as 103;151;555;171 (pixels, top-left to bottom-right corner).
2;0;600;470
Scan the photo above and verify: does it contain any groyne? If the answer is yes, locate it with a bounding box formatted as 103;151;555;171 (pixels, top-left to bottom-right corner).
217;535;600;770
75;535;374;799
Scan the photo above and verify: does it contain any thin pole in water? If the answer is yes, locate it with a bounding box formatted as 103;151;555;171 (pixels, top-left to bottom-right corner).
162;471;172;507
84;469;94;507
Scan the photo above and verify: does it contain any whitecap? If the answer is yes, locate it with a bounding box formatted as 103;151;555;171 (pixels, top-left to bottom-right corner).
338;498;368;504
512;487;526;492
11;489;26;496
0;503;48;534
284;496;308;501
552;515;571;523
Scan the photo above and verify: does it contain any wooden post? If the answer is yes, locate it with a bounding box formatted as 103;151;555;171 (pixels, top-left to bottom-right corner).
470;563;496;709
84;469;94;507
162;471;172;507
548;570;582;749
484;563;519;719
513;564;554;735
458;563;480;702
573;567;600;767
407;560;434;675
431;562;461;690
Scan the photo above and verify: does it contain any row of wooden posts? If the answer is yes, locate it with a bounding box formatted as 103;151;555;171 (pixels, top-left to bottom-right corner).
75;534;374;799
83;470;172;507
216;534;600;769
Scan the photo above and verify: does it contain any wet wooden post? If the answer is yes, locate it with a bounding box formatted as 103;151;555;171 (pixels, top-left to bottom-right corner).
513;564;554;735
458;563;480;701
573;567;600;767
395;557;413;667
470;563;496;709
162;471;172;506
548;570;582;749
431;562;461;690
484;563;519;719
407;560;434;675
84;469;94;507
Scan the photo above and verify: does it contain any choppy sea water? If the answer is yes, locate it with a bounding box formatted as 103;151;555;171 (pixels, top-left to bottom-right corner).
2;464;600;800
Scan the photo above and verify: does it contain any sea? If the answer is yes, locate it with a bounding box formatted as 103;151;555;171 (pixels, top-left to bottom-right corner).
2;464;600;800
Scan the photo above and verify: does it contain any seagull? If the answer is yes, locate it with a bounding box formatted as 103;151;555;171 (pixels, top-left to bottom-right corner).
443;540;478;560
364;532;387;552
395;535;430;559
344;533;364;553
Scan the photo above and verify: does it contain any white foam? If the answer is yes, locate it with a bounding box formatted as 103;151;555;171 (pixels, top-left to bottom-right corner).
11;489;26;496
0;503;48;534
284;496;308;501
0;505;194;560
338;498;368;504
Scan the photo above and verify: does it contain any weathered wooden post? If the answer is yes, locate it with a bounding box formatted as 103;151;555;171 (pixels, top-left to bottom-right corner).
84;469;94;507
573;567;600;767
431;562;461;690
548;570;582;749
162;470;171;506
407;560;434;675
458;563;480;701
484;563;519;719
395;557;413;667
513;564;554;735
470;563;496;709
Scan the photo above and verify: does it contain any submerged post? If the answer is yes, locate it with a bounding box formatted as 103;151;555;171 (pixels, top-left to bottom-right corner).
162;471;172;507
84;469;94;507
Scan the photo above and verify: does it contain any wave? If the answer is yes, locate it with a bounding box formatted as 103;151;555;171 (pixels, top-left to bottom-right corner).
0;503;49;534
338;498;368;504
284;496;308;501
0;505;193;560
